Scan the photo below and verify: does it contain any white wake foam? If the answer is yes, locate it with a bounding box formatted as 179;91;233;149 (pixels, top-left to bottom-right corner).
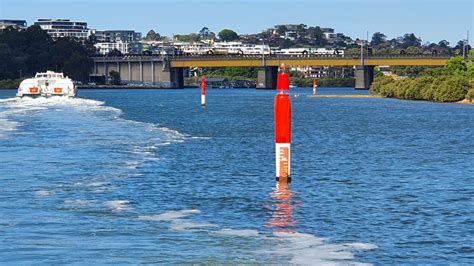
214;229;260;237
105;200;131;211
0;96;187;146
138;209;377;264
268;231;377;265
138;209;200;221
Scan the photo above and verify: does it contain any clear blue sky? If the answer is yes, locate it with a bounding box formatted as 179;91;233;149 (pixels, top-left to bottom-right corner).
1;0;472;45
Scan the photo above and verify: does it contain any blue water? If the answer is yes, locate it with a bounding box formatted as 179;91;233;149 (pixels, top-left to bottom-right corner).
0;87;473;264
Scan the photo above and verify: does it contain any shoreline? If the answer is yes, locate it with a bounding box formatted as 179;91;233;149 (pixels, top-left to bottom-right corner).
306;95;382;99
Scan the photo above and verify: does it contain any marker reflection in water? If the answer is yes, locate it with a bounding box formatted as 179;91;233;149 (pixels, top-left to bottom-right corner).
266;182;298;232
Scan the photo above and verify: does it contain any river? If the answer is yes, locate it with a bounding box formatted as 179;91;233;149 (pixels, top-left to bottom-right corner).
0;87;472;264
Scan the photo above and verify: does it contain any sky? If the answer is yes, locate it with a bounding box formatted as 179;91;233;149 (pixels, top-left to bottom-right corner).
1;0;473;45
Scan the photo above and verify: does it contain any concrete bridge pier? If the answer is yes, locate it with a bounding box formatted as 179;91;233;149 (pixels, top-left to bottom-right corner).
169;68;184;88
94;59;184;88
257;66;278;89
355;66;374;90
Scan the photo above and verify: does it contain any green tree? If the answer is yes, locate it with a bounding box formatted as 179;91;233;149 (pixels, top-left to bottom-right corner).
199;27;210;38
174;33;200;42
109;70;121;85
63;53;93;82
296;24;307;39
84;34;98;55
400;33;422;48
445;56;468;74
276;25;287;35
145;30;161;41
107;49;122;57
218;29;239;42
0;26;92;82
468;50;474;62
306;26;327;46
370;32;387;47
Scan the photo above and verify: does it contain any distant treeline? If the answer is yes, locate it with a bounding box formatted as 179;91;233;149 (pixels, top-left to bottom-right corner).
370;55;474;102
191;67;355;87
0;25;95;82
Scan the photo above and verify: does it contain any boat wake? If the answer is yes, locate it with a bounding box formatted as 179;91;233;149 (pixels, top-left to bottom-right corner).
0;96;185;143
138;209;377;265
0;96;186;200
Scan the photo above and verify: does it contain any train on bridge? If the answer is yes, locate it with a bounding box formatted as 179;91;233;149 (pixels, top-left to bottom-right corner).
138;41;344;57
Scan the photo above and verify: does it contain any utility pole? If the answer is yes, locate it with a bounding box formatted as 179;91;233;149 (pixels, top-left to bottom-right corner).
463;30;469;58
366;30;369;54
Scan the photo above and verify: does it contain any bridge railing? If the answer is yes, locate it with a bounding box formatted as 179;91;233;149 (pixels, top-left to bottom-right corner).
92;54;452;62
170;54;451;60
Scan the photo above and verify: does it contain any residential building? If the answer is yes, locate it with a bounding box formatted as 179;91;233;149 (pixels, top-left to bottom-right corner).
94;30;142;54
34;19;92;40
95;30;141;43
95;41;130;55
0;19;27;30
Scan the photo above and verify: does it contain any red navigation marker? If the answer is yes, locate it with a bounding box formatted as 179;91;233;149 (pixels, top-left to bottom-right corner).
313;79;317;95
201;76;206;106
275;63;291;183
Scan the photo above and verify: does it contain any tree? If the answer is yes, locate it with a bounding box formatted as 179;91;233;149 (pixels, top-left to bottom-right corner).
306;26;327;46
218;29;239;42
445;56;468;73
107;49;122;57
109;70;121;85
389;38;401;48
84;34;98;55
371;32;387;47
145;30;161;41
174;33;200;42
296;24;307;39
199;27;210;38
0;26;93;82
276;25;287;36
400;33;422;49
438;40;450;48
469;50;474;62
63;53;93;82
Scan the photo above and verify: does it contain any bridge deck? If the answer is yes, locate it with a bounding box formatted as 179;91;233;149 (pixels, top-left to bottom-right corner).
92;54;450;68
170;55;450;67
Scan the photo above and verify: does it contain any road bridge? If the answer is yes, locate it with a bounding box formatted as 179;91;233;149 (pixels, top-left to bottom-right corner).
92;54;450;89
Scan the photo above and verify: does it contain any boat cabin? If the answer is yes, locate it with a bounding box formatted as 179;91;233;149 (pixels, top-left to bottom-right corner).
35;71;64;79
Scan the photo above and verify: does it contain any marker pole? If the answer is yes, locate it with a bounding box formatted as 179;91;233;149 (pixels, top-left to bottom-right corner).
201;76;206;106
275;64;291;183
312;79;317;95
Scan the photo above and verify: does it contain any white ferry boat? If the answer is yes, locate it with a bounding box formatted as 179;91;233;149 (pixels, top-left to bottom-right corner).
17;71;76;98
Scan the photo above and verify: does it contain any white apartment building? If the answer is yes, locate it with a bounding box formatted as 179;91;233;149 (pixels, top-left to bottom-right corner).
95;41;129;55
34;19;92;40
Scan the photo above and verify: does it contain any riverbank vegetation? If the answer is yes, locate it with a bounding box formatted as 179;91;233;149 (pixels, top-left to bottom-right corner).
0;26;95;83
0;79;20;89
290;77;355;87
371;53;474;103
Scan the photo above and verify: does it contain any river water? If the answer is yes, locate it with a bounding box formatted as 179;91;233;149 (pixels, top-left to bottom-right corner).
0;88;472;264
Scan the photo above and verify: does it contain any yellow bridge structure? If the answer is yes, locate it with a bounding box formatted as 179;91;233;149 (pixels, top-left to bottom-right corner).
92;54;450;89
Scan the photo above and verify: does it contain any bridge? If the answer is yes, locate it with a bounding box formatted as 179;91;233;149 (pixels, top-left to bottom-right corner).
92;54;450;89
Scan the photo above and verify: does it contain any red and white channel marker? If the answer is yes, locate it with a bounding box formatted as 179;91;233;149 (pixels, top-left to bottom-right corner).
274;63;291;183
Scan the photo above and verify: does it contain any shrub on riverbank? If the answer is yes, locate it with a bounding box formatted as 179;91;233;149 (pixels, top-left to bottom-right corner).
371;75;471;102
466;88;474;102
371;56;474;103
